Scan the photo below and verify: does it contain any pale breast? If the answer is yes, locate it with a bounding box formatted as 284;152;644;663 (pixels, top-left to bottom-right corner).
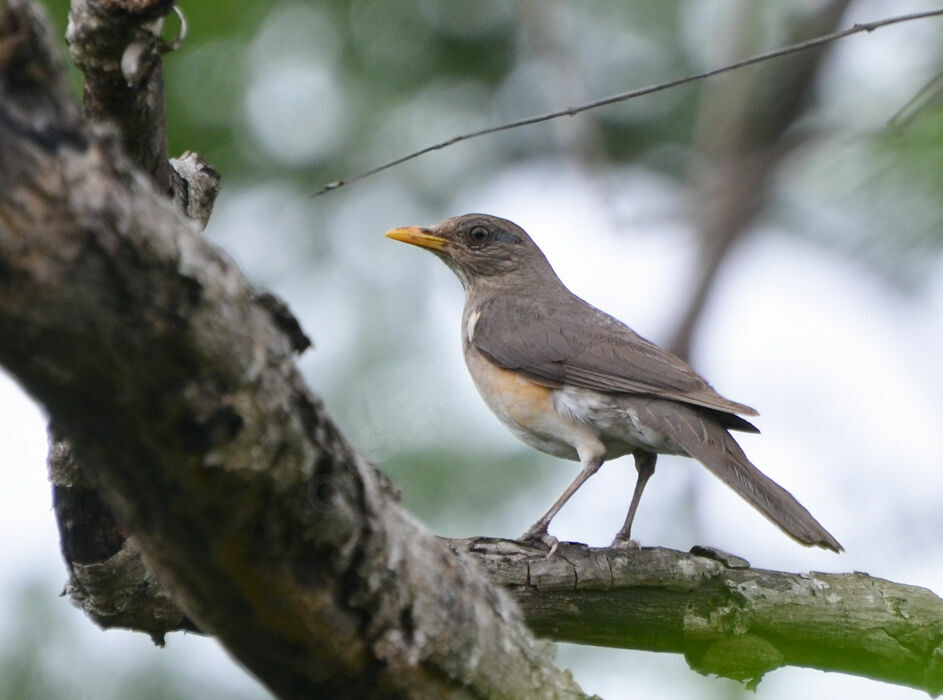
463;344;587;460
460;305;681;463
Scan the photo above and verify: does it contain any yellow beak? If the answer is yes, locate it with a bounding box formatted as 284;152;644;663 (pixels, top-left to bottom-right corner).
385;226;447;251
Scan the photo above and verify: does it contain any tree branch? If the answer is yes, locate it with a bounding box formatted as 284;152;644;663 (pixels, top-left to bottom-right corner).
0;2;588;697
311;8;943;197
65;0;219;218
47;0;217;642
66;0;175;191
6;1;943;696
49;433;199;643
451;538;943;695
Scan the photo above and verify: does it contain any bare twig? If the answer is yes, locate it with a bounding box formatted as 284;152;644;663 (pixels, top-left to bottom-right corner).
311;9;943;197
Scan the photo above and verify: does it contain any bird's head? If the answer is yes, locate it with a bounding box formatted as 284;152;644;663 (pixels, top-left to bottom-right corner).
385;214;552;290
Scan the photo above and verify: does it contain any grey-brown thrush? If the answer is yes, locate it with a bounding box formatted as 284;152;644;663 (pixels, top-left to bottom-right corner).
386;213;842;552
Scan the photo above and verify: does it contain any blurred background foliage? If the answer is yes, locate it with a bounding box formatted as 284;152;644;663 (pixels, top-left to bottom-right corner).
6;0;943;698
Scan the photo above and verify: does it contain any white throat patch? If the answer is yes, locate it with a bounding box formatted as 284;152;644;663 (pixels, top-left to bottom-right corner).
465;307;482;345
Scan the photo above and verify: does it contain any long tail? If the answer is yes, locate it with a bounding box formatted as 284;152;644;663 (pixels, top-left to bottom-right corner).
638;401;843;552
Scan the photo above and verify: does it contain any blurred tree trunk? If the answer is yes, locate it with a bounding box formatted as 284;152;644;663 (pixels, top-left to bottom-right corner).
671;0;852;359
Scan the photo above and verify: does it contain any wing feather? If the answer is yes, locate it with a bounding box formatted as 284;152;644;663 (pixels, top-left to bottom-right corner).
472;292;758;418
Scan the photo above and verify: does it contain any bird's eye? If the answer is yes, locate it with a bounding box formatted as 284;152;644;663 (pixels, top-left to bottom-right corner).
467;226;490;248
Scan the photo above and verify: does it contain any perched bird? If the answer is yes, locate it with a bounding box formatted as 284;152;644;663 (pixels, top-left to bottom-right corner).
386;214;842;552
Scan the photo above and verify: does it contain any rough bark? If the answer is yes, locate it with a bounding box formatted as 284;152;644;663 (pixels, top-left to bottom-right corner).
49;433;200;643
0;2;588;698
4;1;943;698
66;0;176;192
451;539;943;695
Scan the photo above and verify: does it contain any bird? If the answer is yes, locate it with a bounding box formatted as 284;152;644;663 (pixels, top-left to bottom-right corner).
385;213;842;553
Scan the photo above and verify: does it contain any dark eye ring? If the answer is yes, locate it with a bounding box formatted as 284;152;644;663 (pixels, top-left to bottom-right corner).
469;226;489;243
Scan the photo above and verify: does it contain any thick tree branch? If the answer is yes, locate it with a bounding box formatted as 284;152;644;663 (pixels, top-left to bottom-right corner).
0;3;587;698
6;1;943;697
49;433;199;643
47;0;217;641
452;538;943;695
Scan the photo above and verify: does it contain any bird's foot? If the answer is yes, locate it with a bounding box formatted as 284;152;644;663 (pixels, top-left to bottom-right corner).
610;535;641;550
519;526;560;557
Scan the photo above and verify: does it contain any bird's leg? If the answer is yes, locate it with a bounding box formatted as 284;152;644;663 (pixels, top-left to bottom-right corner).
520;451;605;554
611;450;657;548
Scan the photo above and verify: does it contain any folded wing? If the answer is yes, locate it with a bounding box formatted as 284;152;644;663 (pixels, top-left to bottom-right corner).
473;293;758;419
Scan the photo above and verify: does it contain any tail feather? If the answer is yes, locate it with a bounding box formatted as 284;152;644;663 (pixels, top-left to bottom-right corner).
639;402;843;552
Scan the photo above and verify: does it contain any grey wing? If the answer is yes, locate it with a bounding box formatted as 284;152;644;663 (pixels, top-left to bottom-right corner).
473;293;758;418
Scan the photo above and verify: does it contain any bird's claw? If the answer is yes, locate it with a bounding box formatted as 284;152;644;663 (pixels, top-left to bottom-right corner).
610;536;641;550
519;527;560;557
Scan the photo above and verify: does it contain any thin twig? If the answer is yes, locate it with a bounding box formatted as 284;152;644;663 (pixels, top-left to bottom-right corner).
311;8;943;197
